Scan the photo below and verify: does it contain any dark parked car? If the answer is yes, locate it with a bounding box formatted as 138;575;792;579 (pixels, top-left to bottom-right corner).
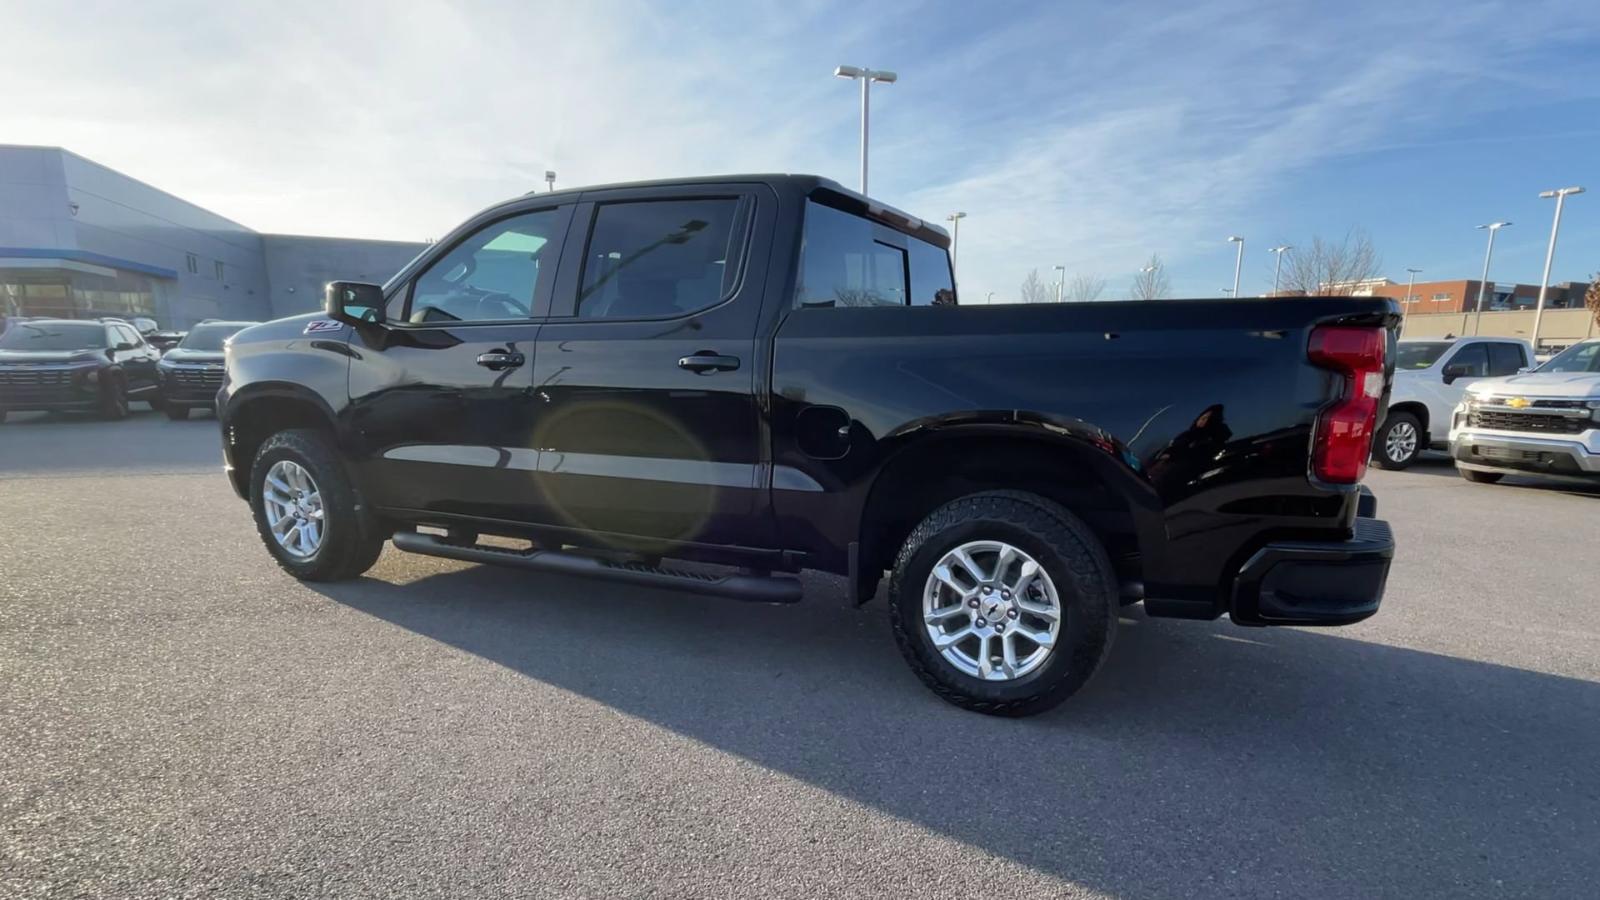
219;174;1399;716
157;320;256;419
0;317;162;421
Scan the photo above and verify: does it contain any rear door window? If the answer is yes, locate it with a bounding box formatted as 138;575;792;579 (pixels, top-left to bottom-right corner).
576;198;745;319
1487;343;1526;376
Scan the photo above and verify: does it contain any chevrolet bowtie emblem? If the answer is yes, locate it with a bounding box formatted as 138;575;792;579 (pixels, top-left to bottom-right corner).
1505;397;1531;409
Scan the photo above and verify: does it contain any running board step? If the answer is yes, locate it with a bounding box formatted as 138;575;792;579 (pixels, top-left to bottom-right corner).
390;531;803;604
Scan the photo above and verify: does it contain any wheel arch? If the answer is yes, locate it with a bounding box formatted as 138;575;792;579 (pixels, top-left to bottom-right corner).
222;382;341;500
852;417;1162;605
1387;400;1430;437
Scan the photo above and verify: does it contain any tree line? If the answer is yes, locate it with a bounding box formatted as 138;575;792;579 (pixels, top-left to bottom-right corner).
1012;229;1388;302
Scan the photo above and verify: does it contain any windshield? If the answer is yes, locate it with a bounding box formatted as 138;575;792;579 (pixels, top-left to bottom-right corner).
1395;341;1452;370
1536;341;1600;374
178;323;247;352
0;321;107;351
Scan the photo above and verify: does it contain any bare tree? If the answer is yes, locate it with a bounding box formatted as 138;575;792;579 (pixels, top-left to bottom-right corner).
1586;272;1600;329
1279;229;1383;296
1019;268;1054;304
1064;273;1107;302
1130;254;1171;300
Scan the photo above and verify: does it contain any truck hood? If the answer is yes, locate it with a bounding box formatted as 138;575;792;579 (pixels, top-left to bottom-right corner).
1467;371;1600;399
160;348;225;364
230;312;349;346
0;349;104;366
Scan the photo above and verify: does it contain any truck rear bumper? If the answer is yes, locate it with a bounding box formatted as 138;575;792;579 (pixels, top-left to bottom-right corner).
1228;516;1394;626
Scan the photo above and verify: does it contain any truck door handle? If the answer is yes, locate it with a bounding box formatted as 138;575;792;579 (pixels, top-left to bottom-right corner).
476;351;525;370
678;352;740;374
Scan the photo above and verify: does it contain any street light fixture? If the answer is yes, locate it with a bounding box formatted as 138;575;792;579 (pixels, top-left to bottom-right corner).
1227;236;1244;298
946;212;967;284
1533;186;1585;351
1053;264;1066;303
544;170;556;192
834;65;897;195
1405;267;1422;306
1473;222;1512;336
1267;245;1293;295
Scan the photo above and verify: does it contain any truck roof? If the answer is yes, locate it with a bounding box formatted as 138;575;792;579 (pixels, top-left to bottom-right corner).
512;173;951;243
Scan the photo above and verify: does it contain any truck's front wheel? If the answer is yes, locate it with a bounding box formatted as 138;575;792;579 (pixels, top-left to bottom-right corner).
249;429;386;581
888;491;1118;717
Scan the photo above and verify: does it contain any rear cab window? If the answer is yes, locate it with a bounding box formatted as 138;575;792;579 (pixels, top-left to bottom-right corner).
795;198;954;309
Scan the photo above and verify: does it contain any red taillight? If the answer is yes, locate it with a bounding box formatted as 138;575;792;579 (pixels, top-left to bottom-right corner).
1307;325;1385;484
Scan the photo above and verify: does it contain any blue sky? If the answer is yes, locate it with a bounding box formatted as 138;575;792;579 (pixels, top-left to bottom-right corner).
5;0;1599;301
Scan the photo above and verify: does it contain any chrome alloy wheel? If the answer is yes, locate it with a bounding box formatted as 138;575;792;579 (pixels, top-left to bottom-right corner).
262;460;325;559
1385;420;1418;462
922;540;1063;681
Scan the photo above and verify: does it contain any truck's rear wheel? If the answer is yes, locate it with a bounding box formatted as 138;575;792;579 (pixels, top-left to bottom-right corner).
888;490;1118;717
249;429;385;581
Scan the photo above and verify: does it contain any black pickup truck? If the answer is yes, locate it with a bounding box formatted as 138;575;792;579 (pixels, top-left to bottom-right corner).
219;174;1398;716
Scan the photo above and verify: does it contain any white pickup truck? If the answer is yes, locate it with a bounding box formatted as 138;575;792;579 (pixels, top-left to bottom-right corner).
1375;336;1534;469
1449;339;1600;485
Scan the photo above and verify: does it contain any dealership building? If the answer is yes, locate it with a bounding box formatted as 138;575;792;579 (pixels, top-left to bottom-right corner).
0;145;425;329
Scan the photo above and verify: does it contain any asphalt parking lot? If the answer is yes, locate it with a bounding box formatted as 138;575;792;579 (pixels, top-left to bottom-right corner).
3;409;1598;899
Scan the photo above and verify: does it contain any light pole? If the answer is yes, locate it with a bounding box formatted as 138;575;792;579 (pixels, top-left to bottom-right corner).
1053;265;1066;303
946;212;966;283
1267;245;1293;295
1405;267;1422;307
1473;221;1511;336
544;170;556;192
834;65;897;195
985;291;996;304
1227;236;1244;298
1533;186;1584;351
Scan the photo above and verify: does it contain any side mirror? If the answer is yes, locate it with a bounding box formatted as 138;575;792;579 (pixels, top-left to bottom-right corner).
1441;363;1471;384
115;341;137;351
325;281;386;326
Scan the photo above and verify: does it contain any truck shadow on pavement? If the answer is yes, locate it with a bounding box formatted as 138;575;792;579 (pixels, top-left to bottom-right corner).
313;564;1600;897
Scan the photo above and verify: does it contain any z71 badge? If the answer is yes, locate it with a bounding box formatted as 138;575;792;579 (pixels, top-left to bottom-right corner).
303;319;346;334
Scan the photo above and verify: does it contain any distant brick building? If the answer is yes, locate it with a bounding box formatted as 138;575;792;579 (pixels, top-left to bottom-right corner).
1318;278;1589;314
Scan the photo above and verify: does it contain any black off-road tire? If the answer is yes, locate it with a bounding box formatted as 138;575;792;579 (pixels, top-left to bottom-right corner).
1458;467;1504;485
164;404;190;421
249;428;386;581
1373;411;1422;470
888;490;1119;717
100;377;129;420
